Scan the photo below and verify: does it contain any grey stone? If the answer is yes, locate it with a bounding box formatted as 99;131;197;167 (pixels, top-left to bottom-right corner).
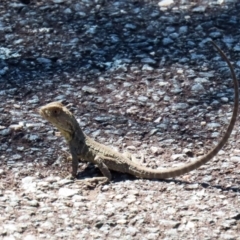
58;188;80;198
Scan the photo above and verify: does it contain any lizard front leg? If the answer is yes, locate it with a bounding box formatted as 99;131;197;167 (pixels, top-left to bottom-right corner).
71;153;79;178
65;152;79;180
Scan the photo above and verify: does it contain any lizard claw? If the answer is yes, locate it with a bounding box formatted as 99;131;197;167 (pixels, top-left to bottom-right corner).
91;177;110;188
75;177;109;188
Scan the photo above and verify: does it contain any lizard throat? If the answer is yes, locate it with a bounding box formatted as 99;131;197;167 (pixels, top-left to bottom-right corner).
59;129;74;142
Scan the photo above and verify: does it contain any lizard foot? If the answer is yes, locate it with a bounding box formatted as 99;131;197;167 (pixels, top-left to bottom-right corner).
65;174;76;180
76;177;109;188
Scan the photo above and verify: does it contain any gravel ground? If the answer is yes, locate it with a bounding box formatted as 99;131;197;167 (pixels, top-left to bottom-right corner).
1;0;240;239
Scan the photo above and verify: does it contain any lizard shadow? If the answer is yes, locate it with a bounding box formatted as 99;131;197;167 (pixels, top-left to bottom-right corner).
77;164;240;193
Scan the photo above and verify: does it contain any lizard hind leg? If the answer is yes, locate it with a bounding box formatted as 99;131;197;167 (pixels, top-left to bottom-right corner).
94;156;112;183
72;156;111;186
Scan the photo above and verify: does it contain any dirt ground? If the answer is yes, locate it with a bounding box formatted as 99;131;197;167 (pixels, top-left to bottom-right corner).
0;0;240;239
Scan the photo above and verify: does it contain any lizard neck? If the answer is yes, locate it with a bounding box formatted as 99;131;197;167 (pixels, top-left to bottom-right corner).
68;117;86;144
67;122;88;156
60;116;86;144
71;125;86;143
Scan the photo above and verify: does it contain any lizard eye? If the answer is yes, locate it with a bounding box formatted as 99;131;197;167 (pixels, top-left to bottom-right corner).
52;109;60;115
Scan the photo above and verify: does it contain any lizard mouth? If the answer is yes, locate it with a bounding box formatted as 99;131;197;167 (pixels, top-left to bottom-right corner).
39;108;49;118
39;108;54;122
39;108;59;119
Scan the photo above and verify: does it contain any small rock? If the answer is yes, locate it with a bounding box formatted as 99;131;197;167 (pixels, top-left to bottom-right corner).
64;8;72;14
0;66;8;75
163;95;170;101
24;235;37;240
172;103;189;110
9;124;23;130
117;219;127;224
220;233;237;240
185;184;199;190
179;26;188;34
0;169;5;176
3;224;18;234
202;175;212;182
192;6;206;13
27;200;39;207
159;219;180;228
236;61;240;67
11;154;22;160
58;188;80;198
126;145;136;151
194;77;209;83
141;58;156;64
166;26;175;33
126;106;138;114
211;132;220;138
233;45;240;52
152;95;160;101
162;37;173;45
14;39;24;45
158;0;174;7
185;221;195;230
41;221;54;230
0;128;11;136
230;156;240;163
149;129;158;136
191;83;205;92
125;23;136;29
91;129;101;138
207;123;221;128
21;177;37;193
25;134;40;141
123;82;132;87
183;148;193;154
157;123;168;130
138;96;148;102
150;146;161;154
142;64;153;71
154;117;162;123
95;115;113;123
82;86;97;93
58;178;74;186
169;32;179;39
209;32;221;38
53;0;64;3
37;57;52;64
171;154;185;161
221;97;228;103
45;176;60;183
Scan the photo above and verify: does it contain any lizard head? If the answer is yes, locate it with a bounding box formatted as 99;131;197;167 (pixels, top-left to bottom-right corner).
39;102;77;141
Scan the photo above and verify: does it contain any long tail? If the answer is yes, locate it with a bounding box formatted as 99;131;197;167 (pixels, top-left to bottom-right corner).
128;41;239;179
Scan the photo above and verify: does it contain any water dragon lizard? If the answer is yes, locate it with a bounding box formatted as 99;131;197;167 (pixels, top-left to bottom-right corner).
39;41;239;181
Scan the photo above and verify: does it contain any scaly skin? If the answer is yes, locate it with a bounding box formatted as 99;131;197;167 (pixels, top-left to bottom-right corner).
39;42;239;181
